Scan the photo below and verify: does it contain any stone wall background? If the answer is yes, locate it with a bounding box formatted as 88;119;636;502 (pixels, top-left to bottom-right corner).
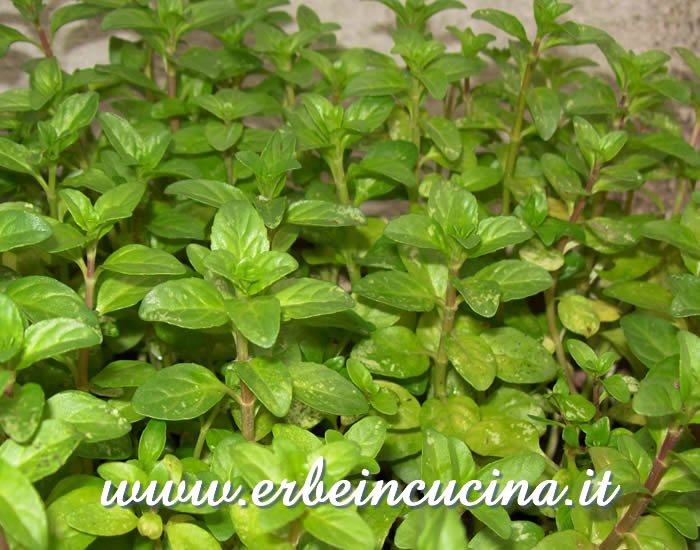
1;0;698;92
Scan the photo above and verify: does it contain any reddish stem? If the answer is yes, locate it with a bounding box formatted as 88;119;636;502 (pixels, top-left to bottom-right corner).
36;23;53;57
598;425;683;550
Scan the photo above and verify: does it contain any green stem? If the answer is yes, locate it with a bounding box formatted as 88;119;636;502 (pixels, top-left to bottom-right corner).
328;147;361;285
163;37;179;132
433;266;459;402
501;36;542;215
235;330;255;442
77;241;98;390
225;149;234;186
193;401;221;459
545;284;577;393
672;120;699;218
329;146;349;205
598;424;684;550
47;163;58;219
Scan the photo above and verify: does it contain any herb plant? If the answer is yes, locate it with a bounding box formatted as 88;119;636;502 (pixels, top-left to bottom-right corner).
0;0;699;549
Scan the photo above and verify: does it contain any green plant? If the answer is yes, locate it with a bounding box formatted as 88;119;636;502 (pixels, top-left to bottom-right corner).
0;0;699;548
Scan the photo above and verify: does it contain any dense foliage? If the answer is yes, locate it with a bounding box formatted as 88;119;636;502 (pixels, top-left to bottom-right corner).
0;0;699;548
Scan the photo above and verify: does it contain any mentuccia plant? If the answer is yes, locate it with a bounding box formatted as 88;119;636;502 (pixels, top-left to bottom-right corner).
0;0;699;549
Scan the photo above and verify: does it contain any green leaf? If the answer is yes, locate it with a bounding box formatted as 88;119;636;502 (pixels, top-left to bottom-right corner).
541;152;585;199
97;112;145;165
445;333;497;391
345;416;387;459
384;214;445;251
50;92;99;137
273;278;354;319
639;220;700;257
527;87;561;140
226;296;280;349
343;96;395;134
46;390;131;443
167;522;222;550
471;216;534;257
94;182;146;224
303;506;374;550
641;133;700;167
233;357;292;418
138;419;166;470
465;418;541;456
286;200;367;227
351;325;430;379
50;4;109;36
0;137;39;176
345;68;408;97
621;314;678;368
211;200;269;262
603;281;672;314
533;530;594;550
0;419;81;482
0;210;52;253
101;7;160;31
633;377;681;416
469;520;544;550
421;116;462;161
558;295;601;336
288;362;368;416
17;318;101;370
165;179;248;208
0;458;48;550
669;274;700;317
602;374;631;403
474;260;553;302
6;275;99;329
139;278;229;330
481;327;559;384
0;24;34;58
472;8;529;42
451;276;500;318
354;270;436;312
0;294;23;363
428;179;479;247
30;58;62;107
132;363;227;421
0;383;43;443
599;130;628;162
675;46;700;79
102;244;186;276
64;484;138;536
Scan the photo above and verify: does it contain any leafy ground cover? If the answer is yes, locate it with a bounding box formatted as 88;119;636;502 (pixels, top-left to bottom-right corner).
0;0;699;549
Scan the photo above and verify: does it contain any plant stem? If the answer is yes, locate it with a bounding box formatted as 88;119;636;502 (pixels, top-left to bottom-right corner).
235;330;255;442
77;241;97;390
462;78;472;117
598;424;684;550
501;36;542;216
545;283;577;393
557;160;600;253
225;150;234;186
35;22;53;57
433;267;459;402
0;527;9;550
163;37;179;132
328;147;361;285
47;163;58;219
193;401;221;459
671;120;699;218
329;146;350;205
592;376;601;420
